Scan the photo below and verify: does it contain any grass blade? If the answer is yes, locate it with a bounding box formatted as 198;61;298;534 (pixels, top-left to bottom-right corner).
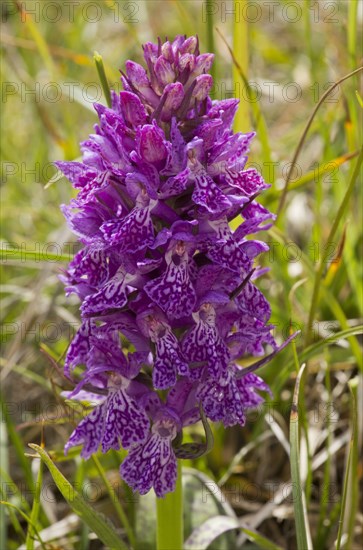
277;68;363;218
0;421;9;548
336;377;359;549
205;0;216;83
184;516;238;550
305;147;363;346
239;525;284;550
0;501;46;549
28;444;127;550
290;363;312;550
25;455;43;550
274;325;363;394
216;28;272;178
232;0;250;133
315;365;333;548
265;150;360;203
0;395;35;493
348;0;358;69
92;455;136;548
13;0;55;76
268;226;363;370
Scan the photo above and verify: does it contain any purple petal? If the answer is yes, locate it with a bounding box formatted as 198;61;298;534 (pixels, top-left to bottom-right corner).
102;388;150;450
198;373;246;427
182;305;230;378
153;441;177;497
199;218;252;273
192;172;232;214
55;161;94;187
236;372;271;408
81;268;133;315
208;98;239;129
192;74;213;102
145;251;196;319
236;281;271;323
65;402;106;459
154;57;175;86
227;316;276;358
239;240;269;259
120;432;177;497
137;123;169;167
153;329;188;389
159;168;190;198
225;168;269;197
120;91;148;127
162;83;185;120
64;320;93;377
121;441;155;495
101;206;154;252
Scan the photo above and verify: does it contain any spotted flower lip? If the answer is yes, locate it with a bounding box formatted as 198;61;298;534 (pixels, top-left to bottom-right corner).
120;407;180;498
58;34;283;498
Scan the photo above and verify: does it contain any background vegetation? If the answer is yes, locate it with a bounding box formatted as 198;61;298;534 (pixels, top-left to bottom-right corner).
1;0;362;548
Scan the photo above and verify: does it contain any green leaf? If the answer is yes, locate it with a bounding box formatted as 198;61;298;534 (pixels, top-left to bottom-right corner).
290;363;312;550
28;444;127;550
94;51;112;108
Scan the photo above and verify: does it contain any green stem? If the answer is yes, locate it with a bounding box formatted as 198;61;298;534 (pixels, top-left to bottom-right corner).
156;461;183;550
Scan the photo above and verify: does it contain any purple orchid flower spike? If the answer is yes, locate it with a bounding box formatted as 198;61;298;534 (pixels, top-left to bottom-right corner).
58;34;294;498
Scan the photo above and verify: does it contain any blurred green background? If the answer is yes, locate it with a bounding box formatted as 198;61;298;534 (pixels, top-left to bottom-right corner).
1;1;362;548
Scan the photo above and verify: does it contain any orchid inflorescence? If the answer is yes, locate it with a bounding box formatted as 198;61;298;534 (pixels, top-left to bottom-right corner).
57;35;286;498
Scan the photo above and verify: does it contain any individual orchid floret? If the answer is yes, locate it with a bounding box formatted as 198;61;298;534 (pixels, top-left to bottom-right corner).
137;307;189;389
64;372;150;458
144;239;196;319
197;368;271;427
120;407;180;497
